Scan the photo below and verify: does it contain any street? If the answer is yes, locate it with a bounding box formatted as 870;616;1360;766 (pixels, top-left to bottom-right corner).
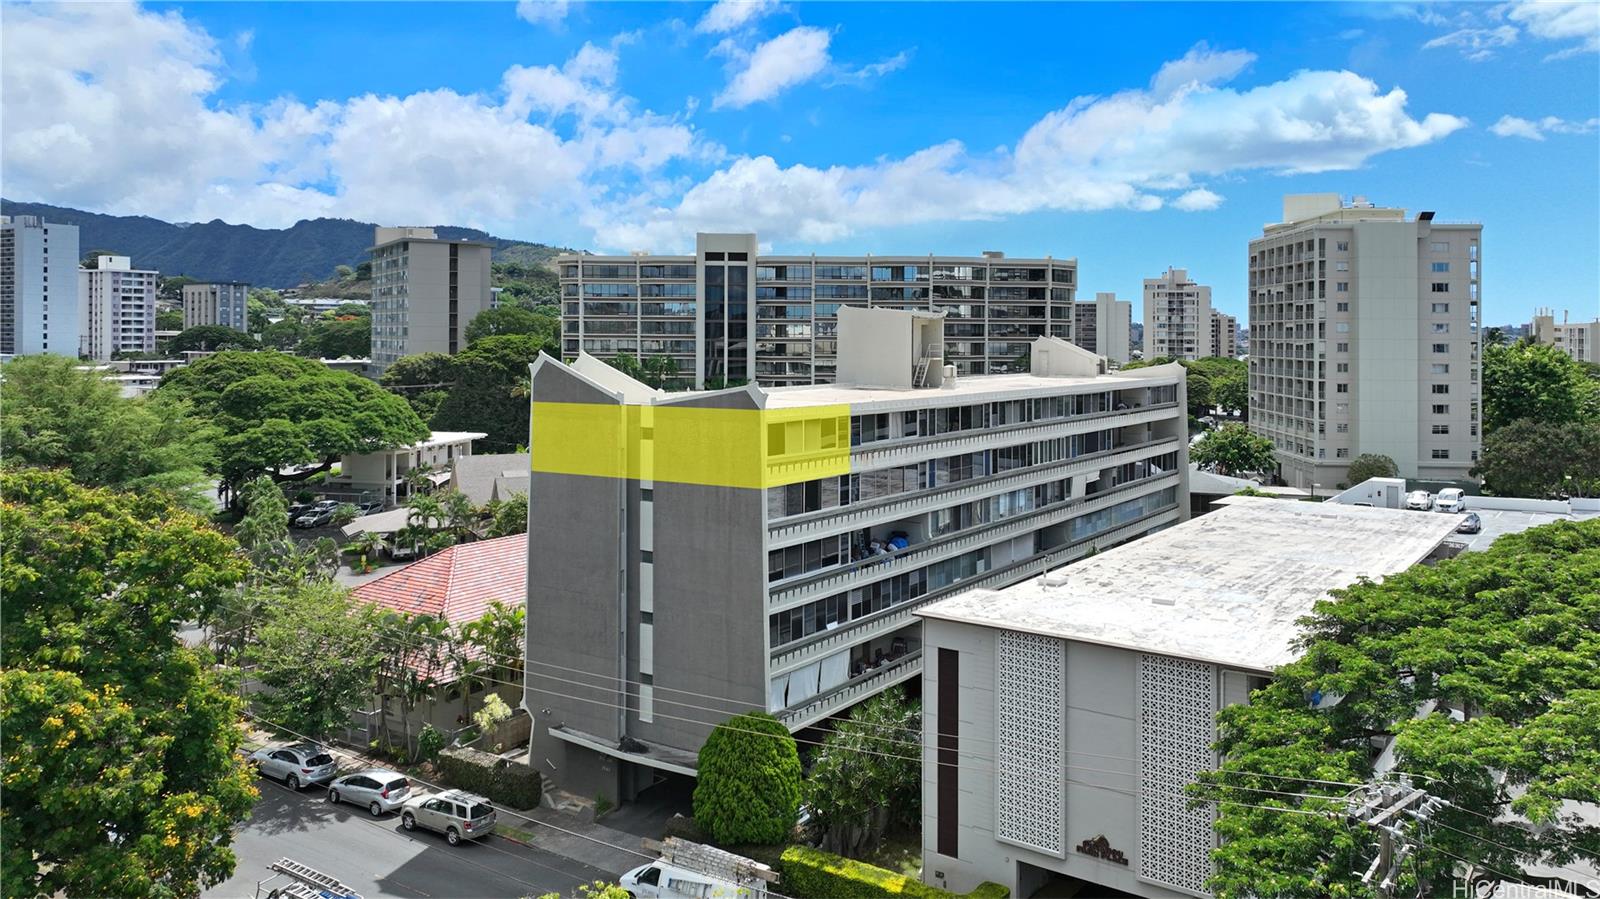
205;776;618;899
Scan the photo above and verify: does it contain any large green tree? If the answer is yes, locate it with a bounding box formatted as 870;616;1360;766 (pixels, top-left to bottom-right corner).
1345;453;1398;485
430;334;550;452
463;304;558;345
1474;418;1600;498
1;355;219;510
300;315;371;359
1201;519;1600;897
381;352;458;420
805;687;922;858
0;470;257;898
1482;340;1600;433
167;325;260;354
1191;423;1277;477
694;712;803;845
249;583;381;741
155;309;185;331
158;351;427;501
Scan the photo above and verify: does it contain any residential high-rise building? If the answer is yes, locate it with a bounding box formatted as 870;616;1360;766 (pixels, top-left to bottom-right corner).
1247;194;1482;488
1210;309;1238;358
1;215;81;357
524;309;1189;802
79;255;157;361
1531;308;1600;364
1073;292;1133;364
557;233;1078;389
368;227;494;374
1142;267;1212;360
182;281;250;332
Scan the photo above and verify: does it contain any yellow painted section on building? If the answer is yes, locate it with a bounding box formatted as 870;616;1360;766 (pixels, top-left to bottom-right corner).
530;402;852;489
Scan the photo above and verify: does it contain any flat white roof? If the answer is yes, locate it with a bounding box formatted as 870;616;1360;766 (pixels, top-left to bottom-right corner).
918;497;1462;671
758;368;1183;410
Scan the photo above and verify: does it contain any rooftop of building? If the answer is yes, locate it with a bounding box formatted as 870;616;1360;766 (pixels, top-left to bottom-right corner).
555;245;1077;266
917;497;1462;671
756;367;1182;409
1262;193;1480;234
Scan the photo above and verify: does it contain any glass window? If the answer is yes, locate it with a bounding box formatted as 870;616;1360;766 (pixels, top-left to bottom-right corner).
1431;302;1450;313
1431;283;1450;293
1431;449;1450;459
1432;343;1449;353
1431;241;1450;253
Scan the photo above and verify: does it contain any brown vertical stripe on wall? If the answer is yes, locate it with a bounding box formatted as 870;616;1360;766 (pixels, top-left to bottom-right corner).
937;647;959;858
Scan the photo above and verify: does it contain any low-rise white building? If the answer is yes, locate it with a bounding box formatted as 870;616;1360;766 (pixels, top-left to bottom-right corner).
916;498;1460;899
327;430;487;506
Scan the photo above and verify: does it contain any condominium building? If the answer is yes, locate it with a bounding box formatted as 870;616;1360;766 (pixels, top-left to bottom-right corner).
1;215;81;357
1209;310;1238;358
1531;308;1600;364
1073;293;1133;364
524;308;1189;802
1142;268;1212;361
182;281;249;332
1247;194;1482;488
368;227;494;374
79;255;157;361
557;233;1079;389
918;498;1460;899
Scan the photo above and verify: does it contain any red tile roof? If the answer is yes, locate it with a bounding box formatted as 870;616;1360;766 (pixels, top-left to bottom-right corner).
352;533;526;626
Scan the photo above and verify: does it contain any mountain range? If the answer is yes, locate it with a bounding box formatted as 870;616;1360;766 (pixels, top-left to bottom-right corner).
0;200;578;287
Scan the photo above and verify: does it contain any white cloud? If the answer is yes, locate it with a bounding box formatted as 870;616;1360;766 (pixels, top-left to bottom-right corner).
596;65;1467;250
1489;114;1600;139
1505;0;1600;58
516;0;571;28
831;49;912;85
1422;25;1519;61
696;0;781;34
1173;188;1224;212
713;26;831;109
1149;42;1256;99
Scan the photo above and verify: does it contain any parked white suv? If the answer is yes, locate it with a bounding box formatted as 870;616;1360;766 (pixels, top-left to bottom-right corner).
250;743;338;790
328;769;412;816
1405;490;1433;511
1434;488;1466;513
400;790;497;845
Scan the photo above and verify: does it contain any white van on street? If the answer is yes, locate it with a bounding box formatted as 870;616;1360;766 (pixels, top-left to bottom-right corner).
618;862;766;898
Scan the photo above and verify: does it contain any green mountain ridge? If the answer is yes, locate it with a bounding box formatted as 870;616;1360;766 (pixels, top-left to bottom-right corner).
0;199;582;287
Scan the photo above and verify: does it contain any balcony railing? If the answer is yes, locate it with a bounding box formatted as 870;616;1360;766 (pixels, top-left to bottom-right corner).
779;650;922;729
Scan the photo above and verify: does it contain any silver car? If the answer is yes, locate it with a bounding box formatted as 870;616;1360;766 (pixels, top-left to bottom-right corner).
328;769;412;817
400;789;497;846
250;743;338;790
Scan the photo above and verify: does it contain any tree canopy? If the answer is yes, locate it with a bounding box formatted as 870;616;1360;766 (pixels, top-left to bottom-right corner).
805;686;921;858
1345;453;1398;485
1474;418;1600;498
158;350;427;497
1190;422;1277;477
381;351;457;421
693;712;803;845
249;583;381;741
1;470;256;898
430;334;549;453
1482;340;1600;433
463;304;558;345
299;314;371;359
1;354;219;510
155;309;185;331
167;325;260;354
1202;518;1600;897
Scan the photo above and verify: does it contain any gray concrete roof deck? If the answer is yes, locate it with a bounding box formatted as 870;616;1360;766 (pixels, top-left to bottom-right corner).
917;498;1462;672
757;367;1185;410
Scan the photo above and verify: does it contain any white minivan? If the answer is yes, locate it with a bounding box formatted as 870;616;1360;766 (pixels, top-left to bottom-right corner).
618;862;765;898
1435;488;1467;513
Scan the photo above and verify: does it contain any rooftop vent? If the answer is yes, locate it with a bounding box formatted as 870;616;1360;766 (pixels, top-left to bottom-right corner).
982;250;1005;259
630;249;651;256
1039;569;1070;588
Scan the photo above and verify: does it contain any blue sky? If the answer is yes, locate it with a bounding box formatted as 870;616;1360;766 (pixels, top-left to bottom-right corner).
4;1;1597;323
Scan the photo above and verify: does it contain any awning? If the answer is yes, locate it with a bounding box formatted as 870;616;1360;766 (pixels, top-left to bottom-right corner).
549;725;699;777
341;507;411;538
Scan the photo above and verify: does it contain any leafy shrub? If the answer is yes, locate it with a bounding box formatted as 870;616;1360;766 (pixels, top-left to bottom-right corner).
693;712;801;845
776;847;1008;899
417;724;445;762
437;746;543;809
1346;453;1399;485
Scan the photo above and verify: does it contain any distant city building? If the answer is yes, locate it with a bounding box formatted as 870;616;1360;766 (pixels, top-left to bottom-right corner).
524;308;1190;802
1247;194;1482;488
1073;292;1132;364
1531;308;1600;364
917;498;1461;899
557;233;1079;389
284;297;366;315
368;227;493;374
182;281;249;332
1;215;81;357
1142;267;1212;360
79;255;157;361
1492;322;1529;342
1209;309;1238;358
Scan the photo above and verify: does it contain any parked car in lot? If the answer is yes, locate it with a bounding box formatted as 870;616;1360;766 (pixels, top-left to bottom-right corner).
1435;488;1467;513
286;502;310;525
1405;490;1433;511
357;500;386;515
328;769;412;817
250;743;338;790
1457;512;1482;534
400;790;497;845
294;500;340;528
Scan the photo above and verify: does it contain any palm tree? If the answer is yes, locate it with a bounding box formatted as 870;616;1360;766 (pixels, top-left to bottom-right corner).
439;490;477;543
330;502;360;527
344;531;387;573
406;492;444;532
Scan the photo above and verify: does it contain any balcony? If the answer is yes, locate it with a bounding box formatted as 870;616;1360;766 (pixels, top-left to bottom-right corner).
779;650;923;729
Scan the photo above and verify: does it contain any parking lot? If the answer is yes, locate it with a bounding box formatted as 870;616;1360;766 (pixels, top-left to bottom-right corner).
1449;506;1600;553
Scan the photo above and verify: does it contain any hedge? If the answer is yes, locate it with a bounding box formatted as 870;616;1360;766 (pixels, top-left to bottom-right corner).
437;746;542;809
777;847;1008;899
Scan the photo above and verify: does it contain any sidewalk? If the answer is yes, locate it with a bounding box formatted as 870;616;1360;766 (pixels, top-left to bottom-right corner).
501;807;649;877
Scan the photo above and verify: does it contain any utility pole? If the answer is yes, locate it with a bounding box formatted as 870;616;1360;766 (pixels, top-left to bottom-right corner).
1347;777;1437;898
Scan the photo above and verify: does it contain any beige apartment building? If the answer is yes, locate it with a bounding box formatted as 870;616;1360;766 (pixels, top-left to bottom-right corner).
181;281;249;332
368;227;493;374
1142;267;1212;360
1247;194;1482;489
558;233;1079;388
79;255;158;361
1532;308;1600;364
1210;310;1238;358
1073;292;1133;364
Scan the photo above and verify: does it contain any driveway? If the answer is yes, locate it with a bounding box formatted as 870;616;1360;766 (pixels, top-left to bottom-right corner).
205;775;615;899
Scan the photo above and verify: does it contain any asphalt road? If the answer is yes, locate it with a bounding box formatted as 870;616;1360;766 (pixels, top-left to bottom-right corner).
205;775;614;899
